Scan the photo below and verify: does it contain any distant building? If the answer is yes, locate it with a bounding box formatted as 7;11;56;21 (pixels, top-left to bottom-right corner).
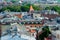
14;14;22;18
22;0;38;4
41;14;60;19
19;20;44;37
51;30;60;40
33;13;41;19
39;0;58;4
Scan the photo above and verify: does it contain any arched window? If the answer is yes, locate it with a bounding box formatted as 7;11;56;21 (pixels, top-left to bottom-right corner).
21;22;24;24
30;26;32;27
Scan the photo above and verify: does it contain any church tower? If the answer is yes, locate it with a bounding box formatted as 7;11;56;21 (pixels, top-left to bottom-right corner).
29;5;34;12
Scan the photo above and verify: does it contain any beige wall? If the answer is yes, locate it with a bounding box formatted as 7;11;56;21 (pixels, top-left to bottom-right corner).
56;32;60;40
52;30;60;40
33;13;41;19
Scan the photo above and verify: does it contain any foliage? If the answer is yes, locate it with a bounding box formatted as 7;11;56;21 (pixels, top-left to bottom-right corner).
0;4;41;12
32;5;40;10
21;5;29;12
45;6;51;10
51;6;60;14
11;0;18;3
38;26;51;40
45;6;60;14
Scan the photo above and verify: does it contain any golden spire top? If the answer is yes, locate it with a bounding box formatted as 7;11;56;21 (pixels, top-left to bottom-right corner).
29;5;34;12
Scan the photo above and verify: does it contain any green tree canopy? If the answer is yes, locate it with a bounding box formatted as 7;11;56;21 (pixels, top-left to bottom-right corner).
38;26;51;40
21;5;29;12
45;6;60;14
0;4;41;12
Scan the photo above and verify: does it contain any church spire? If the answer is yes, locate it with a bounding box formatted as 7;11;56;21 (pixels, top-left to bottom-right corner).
29;5;34;12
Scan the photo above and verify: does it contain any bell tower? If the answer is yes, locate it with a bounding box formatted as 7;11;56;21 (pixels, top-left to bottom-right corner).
29;5;34;13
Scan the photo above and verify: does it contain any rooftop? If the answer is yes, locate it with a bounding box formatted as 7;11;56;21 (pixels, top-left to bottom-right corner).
1;34;27;40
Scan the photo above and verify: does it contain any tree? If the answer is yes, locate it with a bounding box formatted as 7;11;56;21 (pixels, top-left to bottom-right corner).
4;9;10;12
0;4;41;12
11;0;17;3
51;6;60;14
38;26;51;40
45;6;51;10
21;5;29;12
32;5;40;10
45;6;60;14
1;7;8;11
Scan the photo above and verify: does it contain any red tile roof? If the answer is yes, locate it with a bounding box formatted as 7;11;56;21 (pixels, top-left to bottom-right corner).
41;14;60;19
25;24;43;27
14;14;22;18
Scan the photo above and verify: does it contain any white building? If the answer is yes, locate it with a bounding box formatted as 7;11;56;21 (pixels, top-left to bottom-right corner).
39;0;58;4
22;0;38;4
51;30;60;40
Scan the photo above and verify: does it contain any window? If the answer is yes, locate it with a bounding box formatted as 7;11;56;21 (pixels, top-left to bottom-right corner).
33;22;36;24
27;22;29;24
35;26;36;27
21;22;24;24
25;22;27;24
30;26;32;27
35;16;37;17
36;21;38;24
57;34;59;39
38;22;40;24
